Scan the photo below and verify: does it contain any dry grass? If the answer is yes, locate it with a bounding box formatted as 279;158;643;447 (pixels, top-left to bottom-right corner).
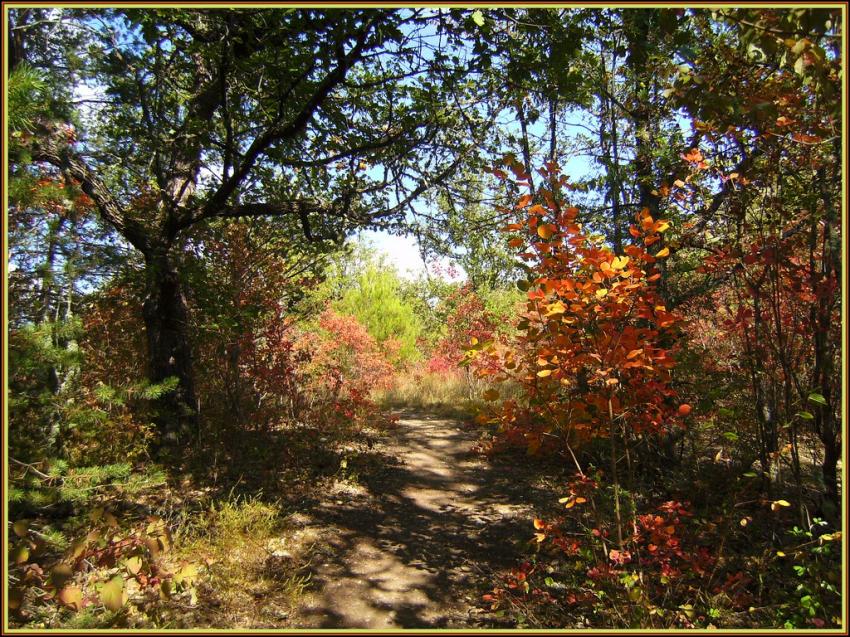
171;495;313;628
375;367;523;420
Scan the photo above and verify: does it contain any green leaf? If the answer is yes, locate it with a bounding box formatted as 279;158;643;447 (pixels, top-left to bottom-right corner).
808;393;827;406
794;56;805;75
471;10;485;27
798;411;814;420
722;431;739;442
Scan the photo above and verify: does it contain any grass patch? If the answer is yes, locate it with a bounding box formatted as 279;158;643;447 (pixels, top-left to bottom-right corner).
173;494;312;628
377;369;485;419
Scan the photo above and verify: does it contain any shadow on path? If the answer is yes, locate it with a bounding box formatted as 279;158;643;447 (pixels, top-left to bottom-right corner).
287;412;553;628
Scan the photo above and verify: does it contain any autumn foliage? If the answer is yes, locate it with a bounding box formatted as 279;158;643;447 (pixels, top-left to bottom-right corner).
474;161;686;460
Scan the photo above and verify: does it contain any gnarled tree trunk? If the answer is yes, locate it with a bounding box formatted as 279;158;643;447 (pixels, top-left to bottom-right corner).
142;248;198;451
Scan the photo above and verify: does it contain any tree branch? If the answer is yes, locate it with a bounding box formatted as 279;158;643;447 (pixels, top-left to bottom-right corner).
190;12;384;227
30;122;151;254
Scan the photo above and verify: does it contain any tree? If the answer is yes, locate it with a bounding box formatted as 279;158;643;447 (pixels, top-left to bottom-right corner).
664;8;842;511
19;8;502;447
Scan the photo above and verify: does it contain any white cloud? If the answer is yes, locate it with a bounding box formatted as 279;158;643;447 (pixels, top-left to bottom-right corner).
357;230;465;282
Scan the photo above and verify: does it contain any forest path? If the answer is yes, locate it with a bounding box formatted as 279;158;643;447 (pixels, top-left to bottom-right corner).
286;411;550;629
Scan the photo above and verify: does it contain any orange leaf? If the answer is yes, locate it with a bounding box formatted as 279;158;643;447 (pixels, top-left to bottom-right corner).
517;194;533;208
508;237;523;248
537;224;556;240
58;585;83;611
534;518;546;529
626;349;642;359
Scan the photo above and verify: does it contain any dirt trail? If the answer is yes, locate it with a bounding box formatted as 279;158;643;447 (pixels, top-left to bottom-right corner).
286;412;551;629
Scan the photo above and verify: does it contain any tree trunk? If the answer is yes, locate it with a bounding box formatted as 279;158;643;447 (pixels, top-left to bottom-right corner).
142;249;198;451
821;431;840;515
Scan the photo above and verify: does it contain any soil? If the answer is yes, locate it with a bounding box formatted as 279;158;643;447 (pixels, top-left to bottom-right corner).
281;411;555;629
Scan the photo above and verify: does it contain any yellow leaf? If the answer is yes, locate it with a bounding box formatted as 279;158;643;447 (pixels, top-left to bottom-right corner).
58;585;83;611
100;575;125;612
51;563;74;589
655;221;671;233
655;247;670;258
565;499;576;509
534;532;547;543
771;499;791;511
611;256;630;270
606;378;619;386
174;564;199;587
126;556;143;576
595;288;608;299
8;587;24;610
558;496;571;504
776;551;786;557
537;369;552;378
13;520;28;537
12;545;29;564
544;300;566;316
